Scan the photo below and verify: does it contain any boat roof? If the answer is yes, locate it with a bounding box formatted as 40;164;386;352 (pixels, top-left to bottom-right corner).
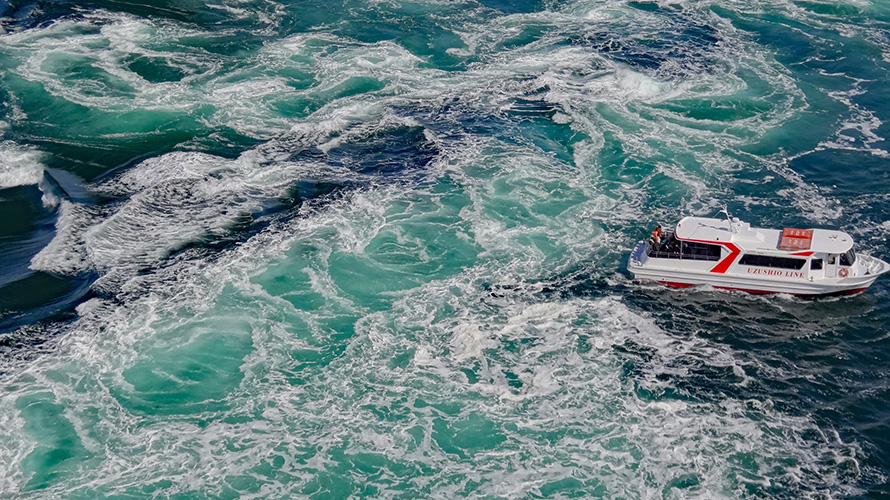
673;216;854;254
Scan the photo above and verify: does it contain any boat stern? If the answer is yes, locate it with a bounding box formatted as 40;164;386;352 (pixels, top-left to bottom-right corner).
627;240;649;273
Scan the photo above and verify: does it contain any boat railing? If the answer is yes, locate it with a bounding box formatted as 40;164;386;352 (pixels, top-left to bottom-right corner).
646;231;720;262
648;248;680;259
647;249;720;262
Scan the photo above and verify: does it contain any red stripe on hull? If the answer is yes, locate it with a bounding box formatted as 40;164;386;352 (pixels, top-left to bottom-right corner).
709;242;741;274
653;281;869;296
714;286;775;295
658;281;696;288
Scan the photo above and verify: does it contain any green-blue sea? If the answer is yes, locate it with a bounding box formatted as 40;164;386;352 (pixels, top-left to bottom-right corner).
2;0;890;497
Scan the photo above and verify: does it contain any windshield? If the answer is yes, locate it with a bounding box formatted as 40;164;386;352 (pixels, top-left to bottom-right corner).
840;248;856;266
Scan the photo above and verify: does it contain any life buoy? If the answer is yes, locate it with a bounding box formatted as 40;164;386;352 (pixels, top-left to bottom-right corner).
839;268;849;278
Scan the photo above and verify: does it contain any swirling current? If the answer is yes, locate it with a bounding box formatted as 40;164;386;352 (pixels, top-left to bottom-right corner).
1;0;890;498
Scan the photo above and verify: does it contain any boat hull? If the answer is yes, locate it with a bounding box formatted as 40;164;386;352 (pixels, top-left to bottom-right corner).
627;240;887;296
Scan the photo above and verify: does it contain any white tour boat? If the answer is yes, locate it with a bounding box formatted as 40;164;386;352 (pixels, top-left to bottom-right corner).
627;212;889;295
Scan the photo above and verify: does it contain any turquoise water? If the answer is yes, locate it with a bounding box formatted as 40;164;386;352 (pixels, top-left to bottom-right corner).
1;0;890;497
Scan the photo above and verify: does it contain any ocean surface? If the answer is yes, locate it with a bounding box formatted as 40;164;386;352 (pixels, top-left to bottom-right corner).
1;0;890;498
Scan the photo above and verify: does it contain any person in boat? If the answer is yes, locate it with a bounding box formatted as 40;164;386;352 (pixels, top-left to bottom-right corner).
663;230;679;253
650;224;663;249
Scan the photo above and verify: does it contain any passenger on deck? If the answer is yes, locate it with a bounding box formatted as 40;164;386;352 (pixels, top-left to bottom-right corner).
666;232;679;253
651;225;663;249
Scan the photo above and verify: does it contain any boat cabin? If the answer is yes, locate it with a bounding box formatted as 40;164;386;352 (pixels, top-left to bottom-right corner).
646;216;856;279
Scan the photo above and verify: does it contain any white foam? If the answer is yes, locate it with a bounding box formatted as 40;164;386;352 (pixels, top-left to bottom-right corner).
2;13;280;137
0;396;30;495
613;67;666;99
33;108;431;285
0;141;45;188
0;1;881;497
450;321;493;362
0;173;872;498
378;276;869;496
29;200;96;275
1;14;437;140
768;156;844;222
85;151;288;278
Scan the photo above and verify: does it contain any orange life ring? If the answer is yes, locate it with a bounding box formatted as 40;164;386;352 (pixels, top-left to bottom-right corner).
839;268;849;278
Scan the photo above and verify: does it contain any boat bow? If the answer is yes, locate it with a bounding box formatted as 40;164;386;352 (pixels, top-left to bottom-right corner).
859;254;890;277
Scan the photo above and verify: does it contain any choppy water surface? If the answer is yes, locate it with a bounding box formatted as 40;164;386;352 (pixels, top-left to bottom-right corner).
1;0;890;497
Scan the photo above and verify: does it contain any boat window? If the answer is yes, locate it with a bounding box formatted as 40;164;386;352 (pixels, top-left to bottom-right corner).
840;249;856;266
739;253;806;270
810;258;823;270
828;254;837;265
680;241;722;261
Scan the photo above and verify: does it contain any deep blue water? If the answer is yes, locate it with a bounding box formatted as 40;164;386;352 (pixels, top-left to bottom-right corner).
1;0;890;498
